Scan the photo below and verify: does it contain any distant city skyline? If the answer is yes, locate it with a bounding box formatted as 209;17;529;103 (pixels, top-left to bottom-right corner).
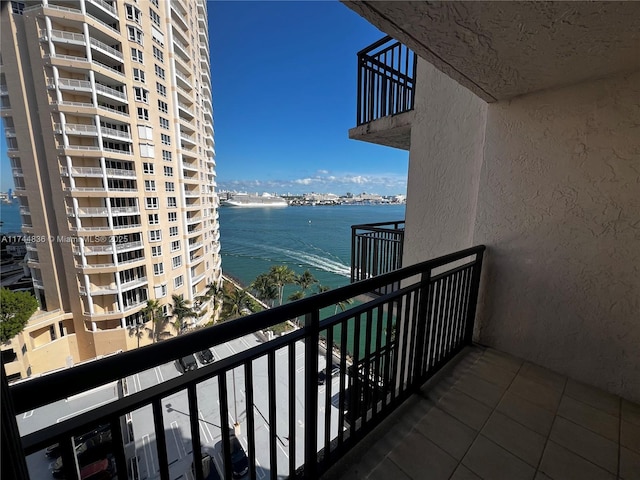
1;2;409;195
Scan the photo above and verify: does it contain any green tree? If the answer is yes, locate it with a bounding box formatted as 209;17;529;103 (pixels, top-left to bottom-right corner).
223;288;250;319
195;282;223;311
335;297;354;314
268;265;296;306
169;294;197;335
143;299;169;343
295;270;318;293
250;273;278;307
0;288;38;343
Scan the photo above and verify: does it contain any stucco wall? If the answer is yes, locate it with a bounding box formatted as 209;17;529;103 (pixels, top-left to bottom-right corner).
475;71;640;401
403;59;487;265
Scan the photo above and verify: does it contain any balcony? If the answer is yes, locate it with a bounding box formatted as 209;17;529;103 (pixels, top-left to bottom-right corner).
351;221;404;295
5;246;488;480
348;36;417;151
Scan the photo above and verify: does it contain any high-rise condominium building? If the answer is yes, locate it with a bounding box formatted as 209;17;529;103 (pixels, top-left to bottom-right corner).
0;0;221;379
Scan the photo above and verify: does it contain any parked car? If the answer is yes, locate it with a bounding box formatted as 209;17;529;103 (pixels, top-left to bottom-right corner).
229;434;249;478
50;430;112;478
45;425;110;458
80;457;114;480
196;349;215;365
191;453;222;480
177;354;198;373
317;368;327;385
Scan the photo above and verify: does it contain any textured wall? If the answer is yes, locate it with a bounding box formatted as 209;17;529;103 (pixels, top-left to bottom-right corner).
475;71;640;401
403;59;487;266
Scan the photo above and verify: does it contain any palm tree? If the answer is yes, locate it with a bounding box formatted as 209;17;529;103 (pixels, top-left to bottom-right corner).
335;297;354;314
224;288;250;319
169;294;197;335
316;284;330;294
143;299;168;343
295;270;317;293
251;273;278;307
268;265;296;306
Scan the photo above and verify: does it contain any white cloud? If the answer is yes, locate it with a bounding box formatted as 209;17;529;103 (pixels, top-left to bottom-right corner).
218;171;407;196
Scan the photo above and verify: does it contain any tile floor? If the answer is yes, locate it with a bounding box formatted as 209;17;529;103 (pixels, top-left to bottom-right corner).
323;346;640;480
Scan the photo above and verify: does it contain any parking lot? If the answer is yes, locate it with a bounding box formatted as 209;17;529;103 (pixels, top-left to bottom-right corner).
23;331;343;479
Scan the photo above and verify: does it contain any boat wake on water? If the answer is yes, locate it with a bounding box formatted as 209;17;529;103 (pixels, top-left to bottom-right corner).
225;241;351;277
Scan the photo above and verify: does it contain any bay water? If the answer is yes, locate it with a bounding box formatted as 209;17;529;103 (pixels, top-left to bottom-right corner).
219;204;406;293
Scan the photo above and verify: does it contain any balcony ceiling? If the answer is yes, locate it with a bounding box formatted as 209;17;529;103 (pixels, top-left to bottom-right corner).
343;1;640;102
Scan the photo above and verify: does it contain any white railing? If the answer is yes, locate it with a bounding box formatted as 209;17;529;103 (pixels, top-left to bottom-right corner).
51;53;89;63
188;241;203;250
41;4;81;15
19;207;30;215
64;124;99;135
175;70;192;87
94;83;127;100
93;60;124;76
108;188;137;192
105;168;135;177
120;276;147;290
122;300;147;312
66;186;106;192
69;206;107;216
32;279;44;288
70;225;112;232
90;37;123;61
47;29;86;44
12;168;23;176
97;105;127;116
74;240;143;255
86;0;117;16
118;256;145;266
111;206;139;214
53;100;94;108
101;127;131;140
102;147;131;155
112;223;141;230
69;166;102;176
63;145;101;151
56;78;92;90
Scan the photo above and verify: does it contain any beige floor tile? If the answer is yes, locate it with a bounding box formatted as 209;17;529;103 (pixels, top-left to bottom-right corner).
519;362;567;393
496;391;555;436
462;435;535;480
450;465;482;480
481;349;524;373
509;375;563;412
622;399;640;427
620;446;640;480
481;411;546;467
454;372;507;408
534;473;553;480
564;379;620;417
557;395;619;442
387;431;458;480
367;458;411;480
467;357;518;388
435;387;493;430
538;441;615;480
415;406;477;460
621;420;640;454
549;417;618;474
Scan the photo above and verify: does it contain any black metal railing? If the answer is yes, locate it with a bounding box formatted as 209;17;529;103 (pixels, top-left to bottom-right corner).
356;36;417;126
351;220;405;295
4;246;484;480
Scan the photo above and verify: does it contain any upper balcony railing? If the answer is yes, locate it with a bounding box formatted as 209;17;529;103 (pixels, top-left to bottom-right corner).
357;36;417;126
4;245;485;480
351;221;405;295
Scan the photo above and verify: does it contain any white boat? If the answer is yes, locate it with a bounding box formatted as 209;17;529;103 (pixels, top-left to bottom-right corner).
221;192;288;208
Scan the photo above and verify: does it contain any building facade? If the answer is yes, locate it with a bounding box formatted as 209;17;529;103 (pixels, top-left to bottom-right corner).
0;0;221;378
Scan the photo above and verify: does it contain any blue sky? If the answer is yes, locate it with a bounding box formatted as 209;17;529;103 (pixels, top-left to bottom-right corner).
0;1;409;196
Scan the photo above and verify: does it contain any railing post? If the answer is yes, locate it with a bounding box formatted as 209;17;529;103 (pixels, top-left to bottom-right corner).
304;309;320;478
464;251;485;345
412;270;432;386
1;367;30;480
